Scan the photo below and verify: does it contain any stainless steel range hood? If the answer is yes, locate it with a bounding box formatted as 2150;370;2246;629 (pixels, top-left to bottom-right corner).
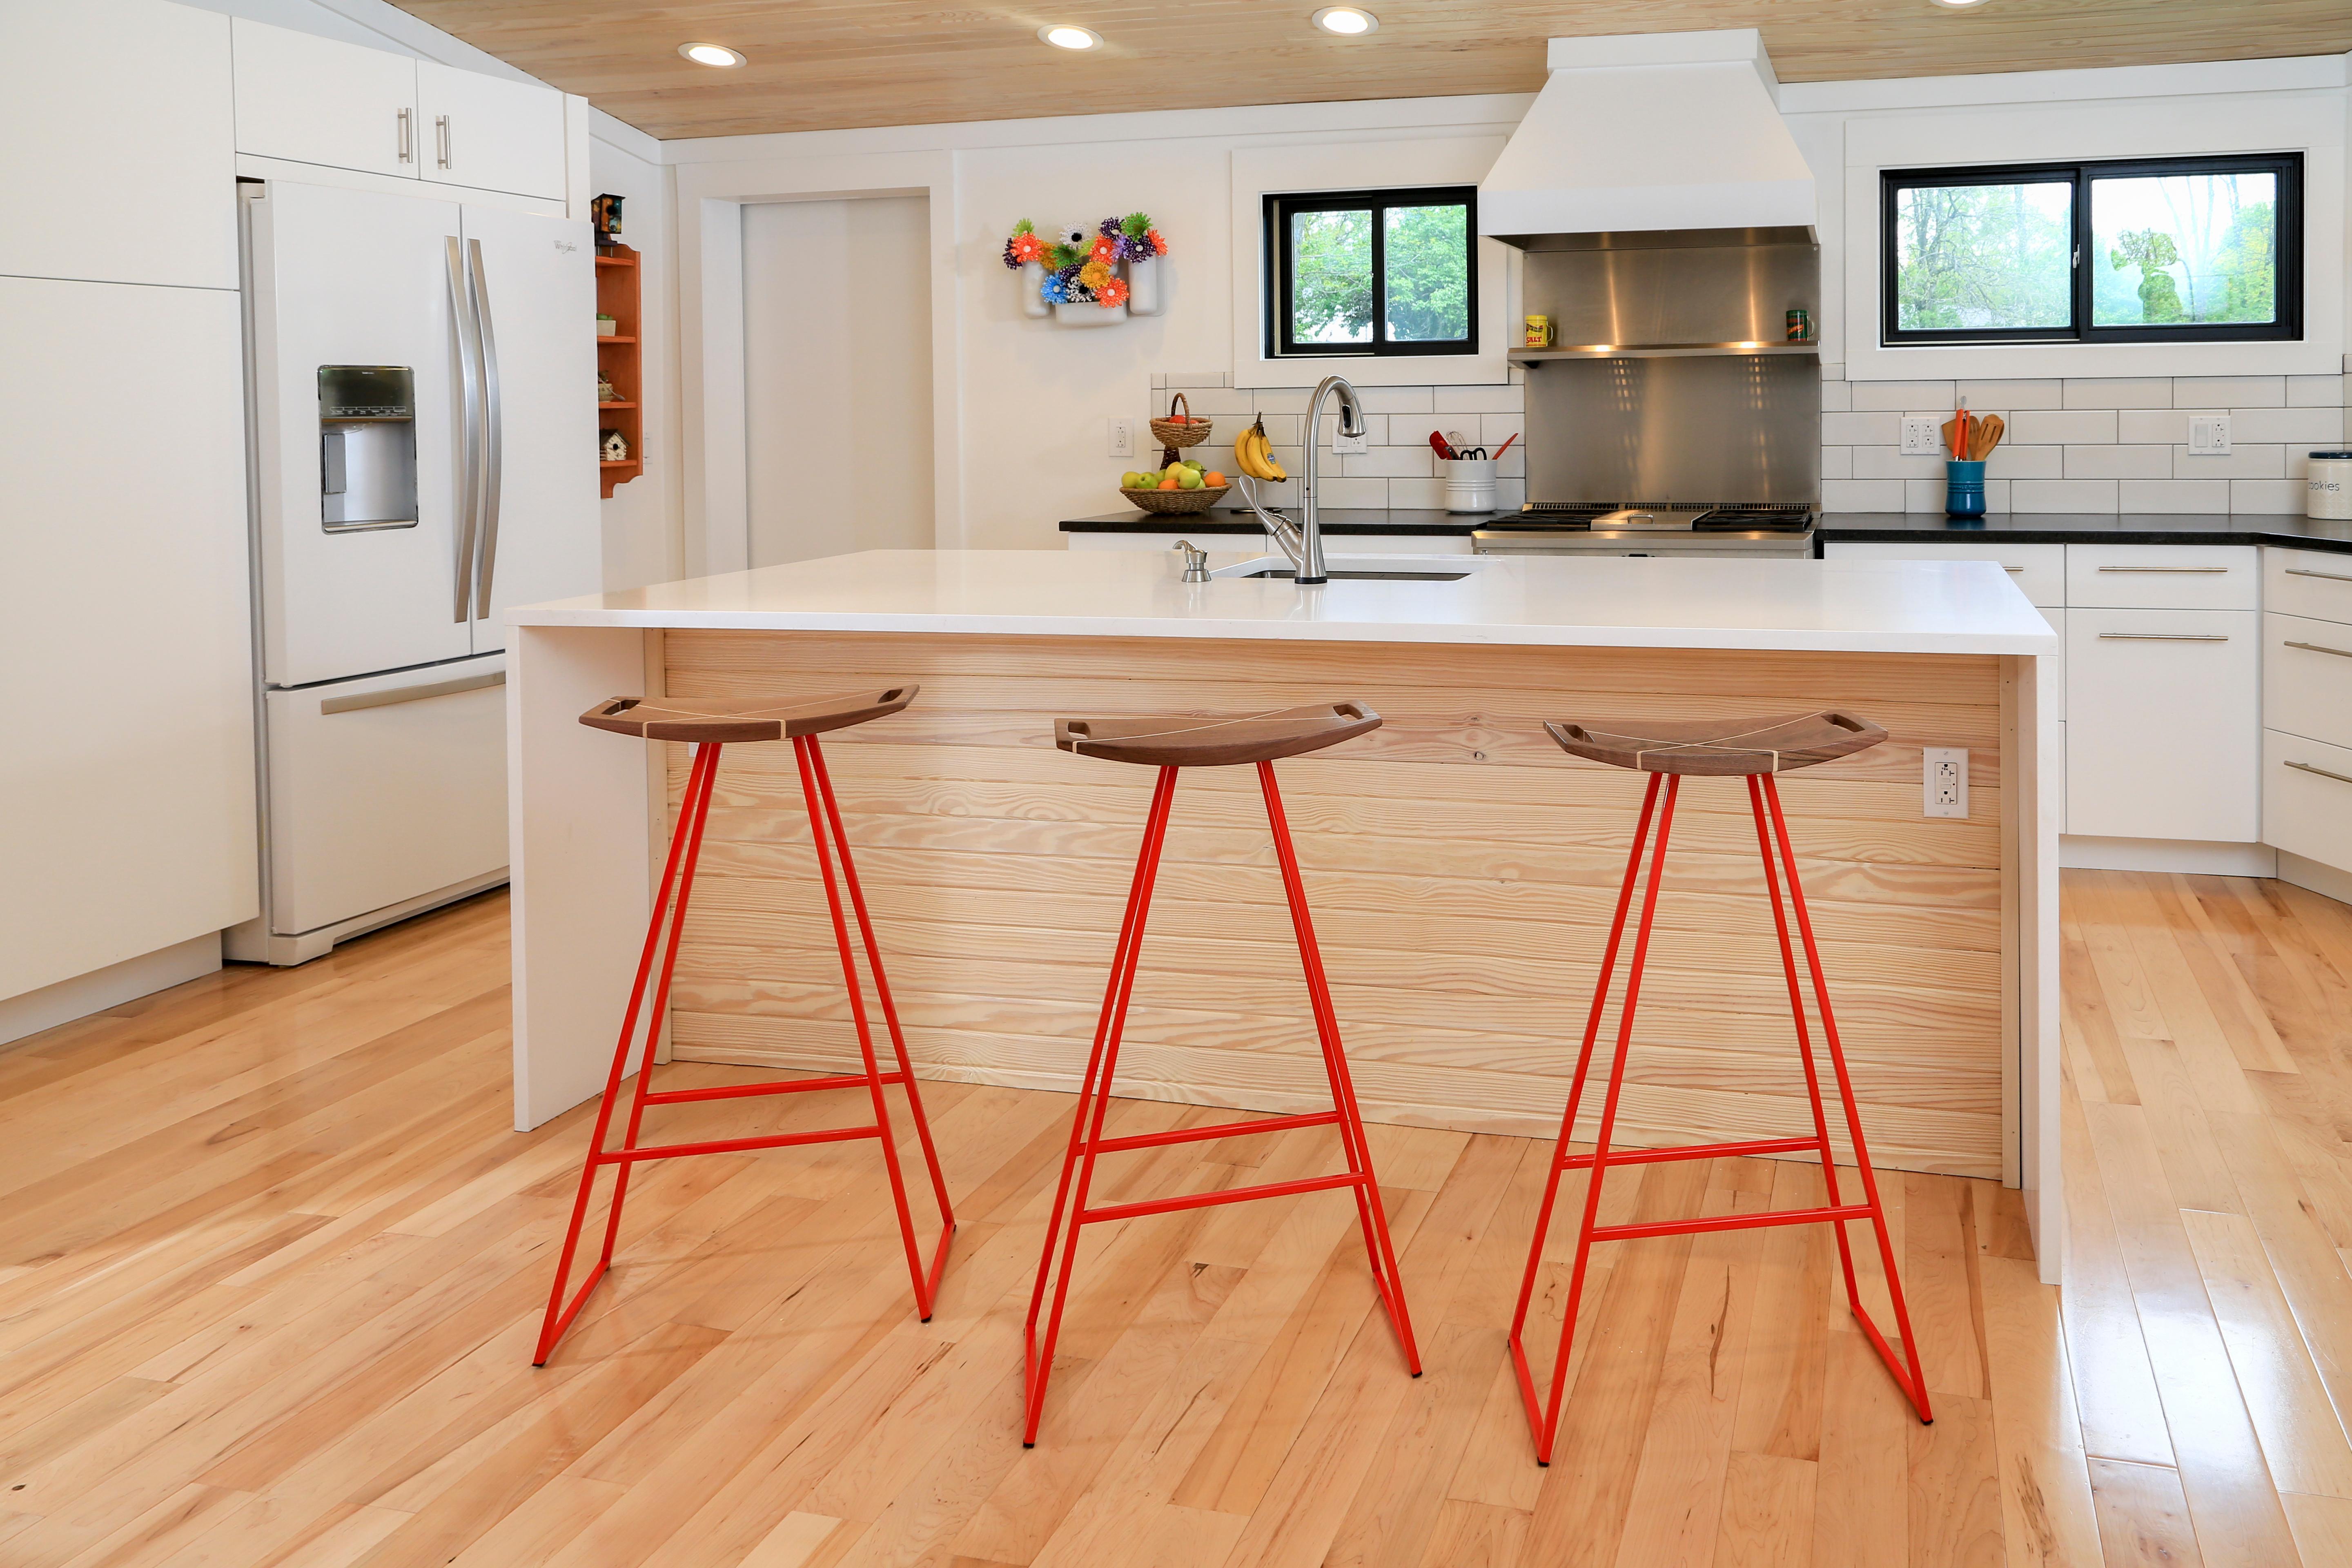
1479;29;1816;243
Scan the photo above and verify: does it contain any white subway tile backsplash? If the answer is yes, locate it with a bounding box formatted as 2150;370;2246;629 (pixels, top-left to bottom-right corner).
1311;476;1392;508
1821;479;1904;510
2118;408;2199;444
1388;477;1446;509
1822;412;1902;445
2063;377;2174;409
1822;381;1852;412
1986;444;2063;479
1496;478;1528;510
1164;372;1229;389
1852;447;1944;479
2119;479;2230;514
1479;413;1524;447
2230;479;2303;513
1357;387;1434;414
1956;379;2063;410
2172;443;2284;479
2006;409;2118;445
1821;363;1846;381
2010;479;2119;513
1150;372;1167;390
2287;374;2346;408
2174;375;2283;408
1254;412;1302;446
1820;446;1851;480
1851;379;1956;411
1341;445;1432;478
1982;478;2011;513
2229;406;2344;445
1178;388;1255;415
1248;388;1310;414
2063;444;2170;479
1315;413;1389;448
1432;386;1523;414
1903;478;1942;513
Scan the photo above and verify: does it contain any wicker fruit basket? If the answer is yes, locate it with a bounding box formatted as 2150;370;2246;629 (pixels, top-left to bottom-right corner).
1149;392;1212;452
1121;483;1230;515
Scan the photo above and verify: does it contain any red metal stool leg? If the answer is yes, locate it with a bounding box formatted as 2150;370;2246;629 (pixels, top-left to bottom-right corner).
535;739;725;1364
1756;772;1933;1422
1257;760;1421;1375
1023;765;1180;1444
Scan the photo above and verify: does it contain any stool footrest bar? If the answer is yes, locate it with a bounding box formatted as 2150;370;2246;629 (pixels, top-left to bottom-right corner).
592;1125;883;1164
1091;1110;1341;1154
1559;1134;1819;1170
1080;1169;1363;1225
643;1071;903;1105
1591;1201;1874;1243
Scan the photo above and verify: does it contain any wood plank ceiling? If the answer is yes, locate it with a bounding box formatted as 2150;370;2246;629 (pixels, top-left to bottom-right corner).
390;2;2352;141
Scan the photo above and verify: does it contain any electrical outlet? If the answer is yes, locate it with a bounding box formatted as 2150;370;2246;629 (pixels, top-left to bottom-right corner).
1923;747;1969;819
1333;427;1368;455
1900;416;1944;457
1108;417;1136;458
2187;414;2232;456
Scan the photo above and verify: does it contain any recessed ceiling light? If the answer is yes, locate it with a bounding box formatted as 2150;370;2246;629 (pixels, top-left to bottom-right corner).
1312;7;1379;34
678;42;746;67
1038;24;1101;50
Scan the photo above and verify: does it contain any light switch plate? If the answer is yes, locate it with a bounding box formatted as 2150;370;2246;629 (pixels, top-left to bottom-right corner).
1334;428;1368;455
1900;416;1943;457
1923;747;1969;819
2187;414;2232;456
1108;417;1136;458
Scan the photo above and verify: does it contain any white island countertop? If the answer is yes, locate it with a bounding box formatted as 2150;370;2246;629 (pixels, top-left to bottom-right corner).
511;548;2058;657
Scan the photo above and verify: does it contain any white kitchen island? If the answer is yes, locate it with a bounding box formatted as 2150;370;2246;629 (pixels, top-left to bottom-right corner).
506;548;2063;1278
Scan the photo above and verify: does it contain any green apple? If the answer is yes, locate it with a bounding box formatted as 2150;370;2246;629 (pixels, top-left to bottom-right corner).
1182;458;1204;471
1176;467;1204;490
1120;471;1143;489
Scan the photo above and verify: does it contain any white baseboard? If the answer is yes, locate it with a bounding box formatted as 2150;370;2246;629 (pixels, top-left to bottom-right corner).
0;933;222;1049
2276;851;2352;909
2059;836;2278;875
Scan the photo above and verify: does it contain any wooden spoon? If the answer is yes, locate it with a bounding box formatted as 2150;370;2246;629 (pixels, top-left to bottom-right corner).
1972;414;2005;461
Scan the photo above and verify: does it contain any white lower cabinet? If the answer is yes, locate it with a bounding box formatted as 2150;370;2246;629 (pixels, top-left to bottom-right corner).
2264;729;2352;873
2266;612;2352;751
2067;608;2259;842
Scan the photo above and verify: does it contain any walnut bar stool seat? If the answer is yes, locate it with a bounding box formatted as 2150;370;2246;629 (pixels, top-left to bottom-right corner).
1021;702;1419;1446
1507;706;1933;1465
534;683;955;1366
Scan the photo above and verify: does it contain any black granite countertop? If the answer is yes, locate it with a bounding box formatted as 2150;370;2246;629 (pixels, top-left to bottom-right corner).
1061;508;2352;555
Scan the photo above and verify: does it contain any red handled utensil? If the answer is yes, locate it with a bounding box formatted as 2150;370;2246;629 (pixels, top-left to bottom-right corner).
1429;430;1457;461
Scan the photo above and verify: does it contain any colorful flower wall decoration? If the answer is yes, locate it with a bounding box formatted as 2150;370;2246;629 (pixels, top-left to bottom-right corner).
1002;214;1166;314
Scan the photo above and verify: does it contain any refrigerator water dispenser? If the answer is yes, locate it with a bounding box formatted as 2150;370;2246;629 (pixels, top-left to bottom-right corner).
317;365;417;530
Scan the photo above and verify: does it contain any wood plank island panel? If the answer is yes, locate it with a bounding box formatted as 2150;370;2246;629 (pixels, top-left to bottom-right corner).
661;630;2009;1178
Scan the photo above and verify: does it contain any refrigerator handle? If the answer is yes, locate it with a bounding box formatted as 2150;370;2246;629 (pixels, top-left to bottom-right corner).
468;237;504;620
446;236;482;624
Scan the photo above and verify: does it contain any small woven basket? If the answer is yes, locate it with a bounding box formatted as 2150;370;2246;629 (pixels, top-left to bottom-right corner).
1121;483;1230;515
1149;392;1212;452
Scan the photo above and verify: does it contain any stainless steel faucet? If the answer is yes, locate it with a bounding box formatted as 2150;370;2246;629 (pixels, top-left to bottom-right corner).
1234;373;1363;586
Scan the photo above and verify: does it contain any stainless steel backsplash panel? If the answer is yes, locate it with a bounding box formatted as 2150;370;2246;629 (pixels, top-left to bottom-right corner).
1523;354;1822;507
1521;235;1819;348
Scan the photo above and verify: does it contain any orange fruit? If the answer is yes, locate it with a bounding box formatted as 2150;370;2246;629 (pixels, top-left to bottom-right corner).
1202;471;1226;488
1158;477;1180;490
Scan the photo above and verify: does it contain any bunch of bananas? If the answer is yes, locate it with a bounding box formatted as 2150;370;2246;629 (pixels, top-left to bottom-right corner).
1231;415;1287;483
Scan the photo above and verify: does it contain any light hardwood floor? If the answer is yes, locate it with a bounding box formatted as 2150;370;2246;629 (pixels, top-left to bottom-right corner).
0;870;2347;1566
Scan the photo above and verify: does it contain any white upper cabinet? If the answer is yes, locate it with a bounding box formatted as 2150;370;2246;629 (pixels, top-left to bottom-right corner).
0;0;235;289
233;18;419;179
416;62;566;200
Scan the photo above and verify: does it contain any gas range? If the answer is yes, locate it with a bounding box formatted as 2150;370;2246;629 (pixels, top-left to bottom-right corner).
1472;503;1817;558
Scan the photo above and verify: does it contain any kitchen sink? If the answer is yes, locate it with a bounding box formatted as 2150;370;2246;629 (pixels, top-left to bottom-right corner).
1243;568;1472;581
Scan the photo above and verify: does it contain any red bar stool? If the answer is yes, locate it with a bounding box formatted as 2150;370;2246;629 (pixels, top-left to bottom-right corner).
1508;710;1934;1463
534;686;956;1366
1022;702;1421;1445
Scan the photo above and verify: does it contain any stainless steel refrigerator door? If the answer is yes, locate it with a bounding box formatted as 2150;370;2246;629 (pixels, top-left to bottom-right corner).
245;181;472;686
455;205;601;652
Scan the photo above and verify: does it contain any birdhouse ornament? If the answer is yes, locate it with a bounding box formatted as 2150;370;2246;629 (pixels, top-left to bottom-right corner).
600;429;630;463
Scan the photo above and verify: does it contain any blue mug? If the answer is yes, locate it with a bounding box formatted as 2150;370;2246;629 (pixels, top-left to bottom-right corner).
1946;459;1986;518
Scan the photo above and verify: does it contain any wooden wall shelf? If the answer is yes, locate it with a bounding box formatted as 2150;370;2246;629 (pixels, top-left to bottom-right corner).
595;243;643;499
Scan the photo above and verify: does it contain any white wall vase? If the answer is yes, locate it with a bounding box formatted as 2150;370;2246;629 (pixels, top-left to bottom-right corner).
1125;255;1163;316
1055;301;1126;327
1019;261;1049;318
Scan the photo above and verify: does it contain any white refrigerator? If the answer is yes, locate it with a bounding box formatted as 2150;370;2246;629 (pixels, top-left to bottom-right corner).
228;180;599;964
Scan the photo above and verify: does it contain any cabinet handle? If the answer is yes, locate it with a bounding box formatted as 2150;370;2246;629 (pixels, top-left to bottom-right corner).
397;107;412;163
2285;639;2352;660
2096;565;2228;573
436;114;452;170
2285;566;2352;584
2285;759;2352;788
2002;565;2026;572
2096;632;2229;641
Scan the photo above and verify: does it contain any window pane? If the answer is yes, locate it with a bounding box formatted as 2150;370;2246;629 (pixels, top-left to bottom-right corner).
1893;181;2073;332
1383;203;1470;342
2091;171;2277;327
1289;208;1372;344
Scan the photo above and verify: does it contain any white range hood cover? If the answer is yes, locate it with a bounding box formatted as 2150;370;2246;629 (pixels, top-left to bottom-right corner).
1480;29;1816;238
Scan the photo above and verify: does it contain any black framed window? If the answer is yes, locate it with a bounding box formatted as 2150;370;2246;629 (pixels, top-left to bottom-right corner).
1882;153;2301;345
1264;186;1477;357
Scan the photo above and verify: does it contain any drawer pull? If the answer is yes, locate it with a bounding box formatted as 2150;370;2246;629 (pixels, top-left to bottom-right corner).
2096;632;2229;641
2096;565;2228;574
2285;759;2352;788
2002;565;2026;572
2285;566;2352;584
2285;639;2352;660
320;670;504;714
